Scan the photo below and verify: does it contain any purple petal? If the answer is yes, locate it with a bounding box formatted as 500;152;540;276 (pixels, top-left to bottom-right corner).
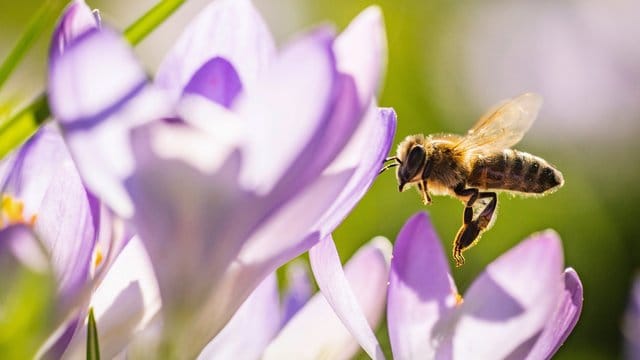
193;168;355;343
235;28;337;196
61;237;160;359
182;57;243;108
387;212;459;359
334;6;386;105
281;260;313;326
155;0;276;100
525;268;583;359
48;27;172;217
625;275;640;359
0;225;49;273
34;155;98;310
452;230;565;359
198;274;280;359
50;0;99;59
265;237;391;359
0;126;70;217
316;106;397;236
306;236;390;359
49;28;147;126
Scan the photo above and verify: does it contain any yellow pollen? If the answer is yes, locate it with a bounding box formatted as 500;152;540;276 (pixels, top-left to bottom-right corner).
455;293;464;306
1;194;33;226
93;245;104;269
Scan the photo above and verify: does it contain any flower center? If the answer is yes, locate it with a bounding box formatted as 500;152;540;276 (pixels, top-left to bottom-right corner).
92;243;104;269
455;293;464;306
0;194;36;228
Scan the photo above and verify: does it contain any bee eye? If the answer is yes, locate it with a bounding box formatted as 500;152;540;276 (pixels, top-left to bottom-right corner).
401;146;426;179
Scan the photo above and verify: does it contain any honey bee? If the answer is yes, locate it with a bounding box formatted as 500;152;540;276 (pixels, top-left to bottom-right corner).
381;93;564;267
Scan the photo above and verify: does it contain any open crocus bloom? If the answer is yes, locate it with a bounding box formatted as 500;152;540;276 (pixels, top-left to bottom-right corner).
47;0;395;354
316;212;583;360
0;125;136;357
198;237;391;360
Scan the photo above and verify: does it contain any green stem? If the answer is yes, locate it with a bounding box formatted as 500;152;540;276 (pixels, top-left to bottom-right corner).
0;0;187;159
0;0;66;92
125;0;186;46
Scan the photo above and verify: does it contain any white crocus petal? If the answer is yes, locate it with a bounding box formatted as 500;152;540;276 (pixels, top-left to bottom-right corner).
235;29;336;195
334;5;387;105
61;237;160;359
198;274;280;360
264;237;391;360
155;0;276;100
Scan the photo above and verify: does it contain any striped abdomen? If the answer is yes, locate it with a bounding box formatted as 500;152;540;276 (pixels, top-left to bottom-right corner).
466;149;564;194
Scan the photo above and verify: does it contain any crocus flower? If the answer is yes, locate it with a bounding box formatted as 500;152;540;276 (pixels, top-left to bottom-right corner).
624;275;640;359
313;212;583;359
198;236;391;360
47;0;395;354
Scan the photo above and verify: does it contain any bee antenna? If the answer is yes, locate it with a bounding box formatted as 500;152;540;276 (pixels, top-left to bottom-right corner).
384;156;402;164
379;162;399;175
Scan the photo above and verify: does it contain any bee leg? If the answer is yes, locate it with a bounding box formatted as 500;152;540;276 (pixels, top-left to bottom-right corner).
452;192;498;267
475;192;498;231
453;221;482;267
418;181;432;205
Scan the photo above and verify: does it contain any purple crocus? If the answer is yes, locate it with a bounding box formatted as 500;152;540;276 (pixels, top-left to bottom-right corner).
0;125;136;357
198;237;391;359
47;0;395;354
624;276;640;359
311;212;583;359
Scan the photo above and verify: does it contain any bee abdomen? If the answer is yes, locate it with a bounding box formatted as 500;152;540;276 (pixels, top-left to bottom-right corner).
467;150;564;194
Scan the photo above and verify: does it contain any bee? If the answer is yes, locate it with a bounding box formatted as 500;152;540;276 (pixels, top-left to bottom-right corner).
381;93;564;267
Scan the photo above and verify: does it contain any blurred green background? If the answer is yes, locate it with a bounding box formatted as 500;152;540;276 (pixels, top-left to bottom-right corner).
1;0;639;358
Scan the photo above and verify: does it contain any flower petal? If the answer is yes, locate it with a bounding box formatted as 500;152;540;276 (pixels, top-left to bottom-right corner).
198;274;280;359
61;237;160;359
452;230;564;359
235;28;337;195
334;5;387;105
34;155;98;309
48;27;172;217
624;275;640;359
50;0;99;59
281;260;313;326
387;212;459;360
155;0;276;100
524;268;583;359
189;168;355;347
182;57;243;108
0;126;70;217
318;106;396;236
264;236;391;360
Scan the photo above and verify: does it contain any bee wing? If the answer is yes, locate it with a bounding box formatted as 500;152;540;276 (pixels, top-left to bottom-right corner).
454;93;543;153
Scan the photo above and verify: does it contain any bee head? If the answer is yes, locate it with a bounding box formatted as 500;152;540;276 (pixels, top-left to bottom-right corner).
397;144;427;192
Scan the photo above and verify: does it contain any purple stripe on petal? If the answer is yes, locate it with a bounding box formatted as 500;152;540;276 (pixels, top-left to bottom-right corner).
62;80;147;132
524;267;583;359
182;57;243;109
156;0;276;100
48;28;148;126
453;230;564;359
387;212;458;359
50;0;99;59
308;235;387;360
